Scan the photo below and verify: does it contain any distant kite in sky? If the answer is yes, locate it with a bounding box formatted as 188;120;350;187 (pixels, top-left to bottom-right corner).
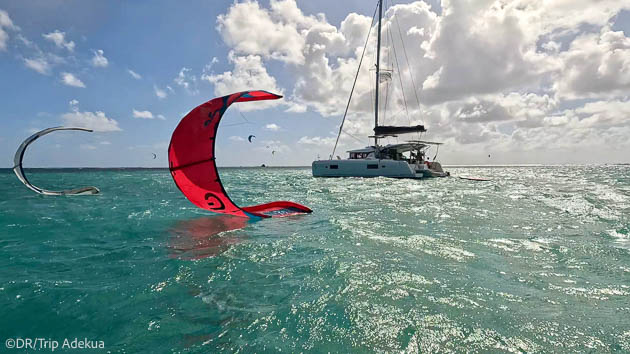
168;90;312;219
13;127;100;195
152;153;157;159
248;135;255;143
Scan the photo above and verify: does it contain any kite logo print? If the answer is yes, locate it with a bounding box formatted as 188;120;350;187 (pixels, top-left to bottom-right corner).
204;99;229;127
204;192;225;210
204;113;214;127
204;110;219;127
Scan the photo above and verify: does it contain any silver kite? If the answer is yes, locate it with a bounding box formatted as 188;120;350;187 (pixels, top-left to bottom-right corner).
13;127;100;195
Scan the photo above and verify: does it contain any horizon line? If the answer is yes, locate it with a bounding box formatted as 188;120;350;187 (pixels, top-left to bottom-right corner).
1;163;629;170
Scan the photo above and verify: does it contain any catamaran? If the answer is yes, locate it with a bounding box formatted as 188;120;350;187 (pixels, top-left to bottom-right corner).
312;0;448;179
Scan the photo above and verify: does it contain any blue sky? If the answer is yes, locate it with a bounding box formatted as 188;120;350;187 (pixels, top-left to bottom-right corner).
1;0;629;167
0;0;301;167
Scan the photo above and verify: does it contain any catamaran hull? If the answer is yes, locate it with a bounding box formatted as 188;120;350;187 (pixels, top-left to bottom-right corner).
312;159;423;179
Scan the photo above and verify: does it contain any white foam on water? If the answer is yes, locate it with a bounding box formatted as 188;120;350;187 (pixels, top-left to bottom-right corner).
549;283;630;300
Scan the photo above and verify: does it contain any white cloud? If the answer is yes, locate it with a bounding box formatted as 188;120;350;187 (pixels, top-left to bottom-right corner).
419;3;545;103
0;10;15;29
212;0;630;163
284;102;307;113
297;136;335;146
132;109;154;119
16;34;34;48
99;141;111;145
22;50;65;75
61;110;121;132
174;68;189;88
42;30;75;51
174;67;198;94
127;69;141;79
214;0;629;110
568;100;630;129
214;0;374;116
258;139;289;154
60;72;85;88
498;99;630;156
554;28;630;99
202;51;285;111
216;0;309;64
80;144;96;150
265;123;280;131
132;109;166;120
91;49;108;67
154;85;167;99
23;57;51;75
229;136;246;142
0;9;17;51
204;57;219;73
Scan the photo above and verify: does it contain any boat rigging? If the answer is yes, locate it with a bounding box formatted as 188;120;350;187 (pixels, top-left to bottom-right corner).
312;0;449;179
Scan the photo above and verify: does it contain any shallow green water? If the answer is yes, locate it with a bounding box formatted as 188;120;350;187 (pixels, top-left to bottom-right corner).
1;166;629;352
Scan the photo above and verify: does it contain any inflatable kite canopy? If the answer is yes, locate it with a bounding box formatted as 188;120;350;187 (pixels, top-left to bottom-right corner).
13;127;100;195
168;90;312;219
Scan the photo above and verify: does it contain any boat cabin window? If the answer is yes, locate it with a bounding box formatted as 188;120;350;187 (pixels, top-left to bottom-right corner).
330;164;339;169
367;164;378;169
380;150;404;160
349;152;370;159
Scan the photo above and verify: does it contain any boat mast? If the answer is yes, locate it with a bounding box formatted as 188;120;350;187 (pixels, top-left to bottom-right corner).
374;0;383;147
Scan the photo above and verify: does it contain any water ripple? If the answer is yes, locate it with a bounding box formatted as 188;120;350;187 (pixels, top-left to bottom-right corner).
0;166;629;352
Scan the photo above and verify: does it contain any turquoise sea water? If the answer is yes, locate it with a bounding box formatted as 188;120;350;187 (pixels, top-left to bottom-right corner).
1;166;629;352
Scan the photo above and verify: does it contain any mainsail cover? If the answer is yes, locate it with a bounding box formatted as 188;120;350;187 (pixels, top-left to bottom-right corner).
13;127;100;195
374;125;426;136
168;90;312;219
